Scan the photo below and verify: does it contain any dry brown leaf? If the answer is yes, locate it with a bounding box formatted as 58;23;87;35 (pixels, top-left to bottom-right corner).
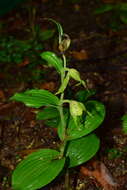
80;161;118;190
40;81;56;92
0;90;5;100
74;4;80;12
18;58;30;67
70;49;88;61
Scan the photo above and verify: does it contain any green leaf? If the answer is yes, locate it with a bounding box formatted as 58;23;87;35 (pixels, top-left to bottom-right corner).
67;101;105;140
12;149;65;190
121;114;127;134
120;11;127;24
48;18;64;43
45;117;60;128
36;107;59;120
68;68;82;82
75;89;96;103
44;108;68;128
94;4;114;14
40;51;63;73
10;89;60;108
56;73;70;94
66;133;100;168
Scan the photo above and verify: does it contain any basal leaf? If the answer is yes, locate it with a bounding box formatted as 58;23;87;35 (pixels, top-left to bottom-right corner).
36;107;60;120
44;108;69;128
66;133;100;168
10;89;60;108
67;100;105;140
45;117;60;128
40;51;63;73
12;149;65;190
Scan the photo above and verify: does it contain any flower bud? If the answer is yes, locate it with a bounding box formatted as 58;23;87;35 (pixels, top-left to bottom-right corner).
69;68;81;82
69;100;85;117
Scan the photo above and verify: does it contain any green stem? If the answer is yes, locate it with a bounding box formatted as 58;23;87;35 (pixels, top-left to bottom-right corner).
58;53;68;158
62;54;66;69
59;94;66;138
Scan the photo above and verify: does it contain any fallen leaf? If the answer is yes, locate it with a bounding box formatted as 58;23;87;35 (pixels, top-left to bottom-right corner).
74;4;80;12
80;161;118;190
70;49;88;60
18;58;30;67
0;90;5;100
40;81;56;92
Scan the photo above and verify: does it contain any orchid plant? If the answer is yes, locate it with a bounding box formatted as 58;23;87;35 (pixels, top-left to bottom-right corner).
11;19;105;190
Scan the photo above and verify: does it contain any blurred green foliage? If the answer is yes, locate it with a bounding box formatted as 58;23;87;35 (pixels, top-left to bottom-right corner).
95;2;127;31
0;28;55;82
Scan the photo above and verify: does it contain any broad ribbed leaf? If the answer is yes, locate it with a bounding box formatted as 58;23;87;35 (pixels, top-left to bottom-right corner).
75;89;96;103
40;51;63;73
94;4;114;14
36;107;60;120
44;108;68;128
10;89;60;108
67;101;105;140
66;133;100;168
45;117;60;128
12;149;65;190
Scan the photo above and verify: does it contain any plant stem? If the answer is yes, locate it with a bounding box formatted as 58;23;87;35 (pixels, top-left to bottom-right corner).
28;6;36;39
59;53;68;157
62;54;66;69
65;169;72;190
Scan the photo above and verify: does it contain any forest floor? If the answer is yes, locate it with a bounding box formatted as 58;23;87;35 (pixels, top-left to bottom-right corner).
0;0;127;189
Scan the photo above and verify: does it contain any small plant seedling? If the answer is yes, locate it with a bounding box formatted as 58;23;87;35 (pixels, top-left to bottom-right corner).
95;2;127;30
10;19;105;190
